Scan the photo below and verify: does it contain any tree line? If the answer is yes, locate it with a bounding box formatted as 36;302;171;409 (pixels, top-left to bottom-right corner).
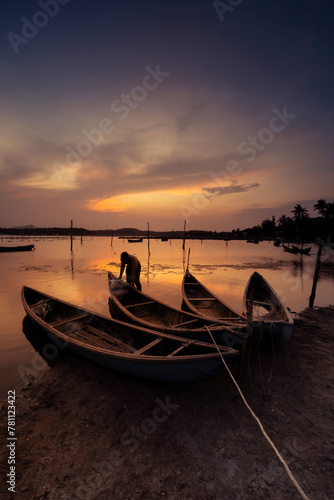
242;199;334;242
1;200;333;242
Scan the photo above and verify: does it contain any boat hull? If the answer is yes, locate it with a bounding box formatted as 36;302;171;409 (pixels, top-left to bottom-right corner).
0;244;35;253
21;286;238;383
243;272;294;348
292;245;311;255
46;329;232;383
181;272;245;322
108;273;247;350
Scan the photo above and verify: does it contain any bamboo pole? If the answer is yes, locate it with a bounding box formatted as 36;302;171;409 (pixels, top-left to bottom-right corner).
148;222;150;256
309;244;323;308
182;220;186;250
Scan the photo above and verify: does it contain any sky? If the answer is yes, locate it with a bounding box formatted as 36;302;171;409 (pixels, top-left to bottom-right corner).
0;0;333;231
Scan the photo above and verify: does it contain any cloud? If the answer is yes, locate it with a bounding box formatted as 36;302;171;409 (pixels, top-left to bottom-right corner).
202;180;260;198
176;101;205;133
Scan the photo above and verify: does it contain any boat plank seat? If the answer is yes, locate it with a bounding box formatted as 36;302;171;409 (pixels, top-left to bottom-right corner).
85;325;136;353
172;318;200;328
167;340;195;357
30;299;52;308
70;330;123;351
52;313;91;327
67;327;135;353
125;301;155;309
135;338;162;355
189;297;216;301
249;300;271;307
67;329;112;349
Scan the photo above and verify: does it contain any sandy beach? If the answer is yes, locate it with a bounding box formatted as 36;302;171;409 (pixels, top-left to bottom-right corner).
1;305;333;500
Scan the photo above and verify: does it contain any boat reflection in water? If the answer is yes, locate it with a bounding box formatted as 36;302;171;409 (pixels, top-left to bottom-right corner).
22;316;70;369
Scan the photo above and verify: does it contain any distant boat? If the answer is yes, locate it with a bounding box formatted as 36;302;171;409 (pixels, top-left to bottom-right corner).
0;244;35;253
247;239;259;244
181;271;245;323
283;244;298;254
243;272;293;348
127;237;143;243
292;245;311;255
21;286;238;383
108;272;246;347
161;237;168;241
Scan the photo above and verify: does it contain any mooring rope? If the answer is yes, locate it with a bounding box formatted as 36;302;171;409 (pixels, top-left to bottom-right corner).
205;326;310;500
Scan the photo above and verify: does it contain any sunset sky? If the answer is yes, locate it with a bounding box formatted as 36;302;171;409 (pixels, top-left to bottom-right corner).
1;0;333;231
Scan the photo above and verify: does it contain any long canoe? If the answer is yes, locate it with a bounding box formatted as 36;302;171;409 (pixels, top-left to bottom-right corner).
108;273;248;349
21;286;238;383
127;238;143;243
283;244;298;254
243;272;293;347
292;245;311;255
0;244;35;253
181;271;246;323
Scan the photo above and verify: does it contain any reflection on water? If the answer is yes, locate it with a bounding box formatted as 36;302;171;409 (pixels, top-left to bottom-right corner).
22;316;69;368
0;236;333;397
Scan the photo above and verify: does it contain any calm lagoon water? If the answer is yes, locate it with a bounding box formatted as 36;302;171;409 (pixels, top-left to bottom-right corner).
1;236;333;397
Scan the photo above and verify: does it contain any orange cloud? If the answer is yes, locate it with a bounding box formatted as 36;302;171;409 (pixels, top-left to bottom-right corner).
86;196;133;213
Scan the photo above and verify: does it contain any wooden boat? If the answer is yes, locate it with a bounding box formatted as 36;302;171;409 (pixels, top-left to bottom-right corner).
292;245;311;255
181;271;246;324
283;244;298;254
108;273;247;348
247;239;259;244
161;237;168;242
21;286;238;383
0;244;35;253
127;237;143;243
243;272;293;347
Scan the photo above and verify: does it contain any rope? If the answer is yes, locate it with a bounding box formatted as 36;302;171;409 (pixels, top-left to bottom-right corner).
205;326;310;500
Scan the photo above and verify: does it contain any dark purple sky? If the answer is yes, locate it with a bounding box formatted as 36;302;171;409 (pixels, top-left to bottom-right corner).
1;0;333;230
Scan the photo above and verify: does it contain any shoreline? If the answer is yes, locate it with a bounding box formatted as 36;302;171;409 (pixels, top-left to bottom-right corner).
1;305;333;499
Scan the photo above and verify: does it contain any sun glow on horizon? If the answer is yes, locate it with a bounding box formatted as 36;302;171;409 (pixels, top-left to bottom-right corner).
85;186;206;215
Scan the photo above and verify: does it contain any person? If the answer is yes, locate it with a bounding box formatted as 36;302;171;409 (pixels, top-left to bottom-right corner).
119;252;142;291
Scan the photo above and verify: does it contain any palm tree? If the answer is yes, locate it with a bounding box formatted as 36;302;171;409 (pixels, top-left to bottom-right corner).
313;199;328;218
291;204;310;243
291;204;309;221
278;214;288;228
277;214;293;240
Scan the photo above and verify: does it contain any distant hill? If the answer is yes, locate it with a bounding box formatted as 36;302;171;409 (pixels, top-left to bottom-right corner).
11;224;37;229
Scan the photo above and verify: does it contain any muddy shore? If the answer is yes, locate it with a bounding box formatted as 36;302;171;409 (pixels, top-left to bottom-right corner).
1;306;333;500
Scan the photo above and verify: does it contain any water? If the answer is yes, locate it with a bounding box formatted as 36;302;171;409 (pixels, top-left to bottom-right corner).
1;236;333;397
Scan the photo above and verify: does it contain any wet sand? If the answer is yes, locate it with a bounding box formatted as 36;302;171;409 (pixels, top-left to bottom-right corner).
1;306;333;500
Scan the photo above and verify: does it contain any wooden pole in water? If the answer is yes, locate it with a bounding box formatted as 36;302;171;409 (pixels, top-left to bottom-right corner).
70;219;73;252
148;222;150;256
182;220;186;250
111;229;113;246
309;244;323;308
